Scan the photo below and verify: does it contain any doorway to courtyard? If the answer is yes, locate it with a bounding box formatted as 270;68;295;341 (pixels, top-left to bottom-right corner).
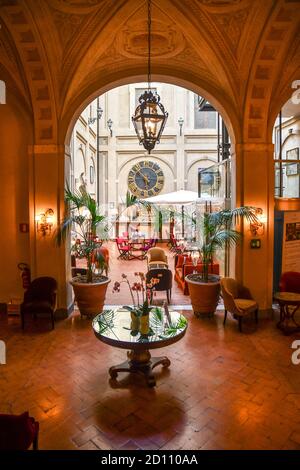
66;81;233;308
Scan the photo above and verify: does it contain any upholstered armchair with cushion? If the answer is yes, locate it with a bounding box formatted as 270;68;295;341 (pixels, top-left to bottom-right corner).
0;412;39;450
147;247;168;268
220;277;258;332
20;276;57;330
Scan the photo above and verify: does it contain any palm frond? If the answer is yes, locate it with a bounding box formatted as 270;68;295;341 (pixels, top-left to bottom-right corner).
126;190;138;208
210;229;241;249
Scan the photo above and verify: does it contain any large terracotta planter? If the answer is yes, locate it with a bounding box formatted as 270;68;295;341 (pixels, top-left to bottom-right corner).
185;274;220;317
71;277;110;318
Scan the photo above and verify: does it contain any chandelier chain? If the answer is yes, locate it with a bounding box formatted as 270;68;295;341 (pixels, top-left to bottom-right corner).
148;0;151;89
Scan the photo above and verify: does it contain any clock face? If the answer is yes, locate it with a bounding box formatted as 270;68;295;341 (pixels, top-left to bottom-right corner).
128;161;164;198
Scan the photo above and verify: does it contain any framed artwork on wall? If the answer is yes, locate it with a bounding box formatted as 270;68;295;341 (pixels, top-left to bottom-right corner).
286;148;299;160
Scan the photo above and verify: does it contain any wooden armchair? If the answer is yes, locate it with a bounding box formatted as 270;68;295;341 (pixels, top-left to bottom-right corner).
20;277;57;330
220;277;258;332
146;268;173;304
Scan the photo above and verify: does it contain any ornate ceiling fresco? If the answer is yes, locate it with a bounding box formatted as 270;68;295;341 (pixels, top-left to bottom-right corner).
0;0;299;143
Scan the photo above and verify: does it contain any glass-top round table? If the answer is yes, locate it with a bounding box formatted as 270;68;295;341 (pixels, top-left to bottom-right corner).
92;307;188;387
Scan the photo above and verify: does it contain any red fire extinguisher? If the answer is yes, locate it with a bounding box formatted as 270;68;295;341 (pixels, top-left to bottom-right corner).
17;263;31;289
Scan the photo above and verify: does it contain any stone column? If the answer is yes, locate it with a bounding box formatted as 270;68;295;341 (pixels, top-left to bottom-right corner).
28;144;72;316
233;142;274;311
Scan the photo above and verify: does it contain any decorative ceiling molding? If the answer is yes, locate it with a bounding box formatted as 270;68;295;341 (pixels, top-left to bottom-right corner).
44;0;103;15
117;19;185;59
209;5;251;54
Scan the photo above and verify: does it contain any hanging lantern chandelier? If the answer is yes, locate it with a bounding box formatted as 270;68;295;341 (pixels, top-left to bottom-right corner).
132;0;168;154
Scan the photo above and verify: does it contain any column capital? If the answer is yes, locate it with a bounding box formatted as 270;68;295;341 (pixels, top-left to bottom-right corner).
28;144;67;155
234;142;274;152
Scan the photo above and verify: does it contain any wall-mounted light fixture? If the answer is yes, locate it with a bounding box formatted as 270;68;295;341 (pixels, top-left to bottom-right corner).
88;106;103;125
107;118;113;136
249;208;266;237
35;208;54;236
178;117;184;136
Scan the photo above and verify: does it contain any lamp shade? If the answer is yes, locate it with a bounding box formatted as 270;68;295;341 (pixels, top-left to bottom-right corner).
132;90;168;154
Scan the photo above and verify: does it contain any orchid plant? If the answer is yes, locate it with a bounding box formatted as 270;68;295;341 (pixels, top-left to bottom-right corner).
112;272;160;317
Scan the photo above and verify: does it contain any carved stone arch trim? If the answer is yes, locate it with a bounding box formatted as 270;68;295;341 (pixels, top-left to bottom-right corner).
186;157;217;175
76;146;87;174
63;72;239;148
281;132;300;151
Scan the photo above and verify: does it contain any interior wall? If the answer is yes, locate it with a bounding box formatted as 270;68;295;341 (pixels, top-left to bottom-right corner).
0;100;32;303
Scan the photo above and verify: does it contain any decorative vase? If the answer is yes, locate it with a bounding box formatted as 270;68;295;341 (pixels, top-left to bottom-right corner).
139;314;150;335
130;311;140;332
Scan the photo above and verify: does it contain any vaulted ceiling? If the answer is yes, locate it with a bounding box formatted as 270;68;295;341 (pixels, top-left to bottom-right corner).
0;0;299;143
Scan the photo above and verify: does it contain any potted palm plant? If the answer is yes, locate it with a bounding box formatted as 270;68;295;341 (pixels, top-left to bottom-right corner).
185;206;259;317
56;185;110;318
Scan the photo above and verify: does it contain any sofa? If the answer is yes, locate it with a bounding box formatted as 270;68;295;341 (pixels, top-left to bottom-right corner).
174;254;219;295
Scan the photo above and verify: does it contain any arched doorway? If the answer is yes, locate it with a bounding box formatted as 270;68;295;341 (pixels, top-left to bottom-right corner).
65;79;235;307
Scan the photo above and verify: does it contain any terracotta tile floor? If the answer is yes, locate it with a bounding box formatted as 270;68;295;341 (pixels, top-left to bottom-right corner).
77;242;192;306
1;307;300;450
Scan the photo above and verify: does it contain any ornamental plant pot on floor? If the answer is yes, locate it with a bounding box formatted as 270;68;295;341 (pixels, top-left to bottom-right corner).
185;274;220;317
71;276;110;318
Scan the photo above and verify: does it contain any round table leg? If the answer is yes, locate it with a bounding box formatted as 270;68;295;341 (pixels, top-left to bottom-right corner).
277;303;300;335
108;350;171;387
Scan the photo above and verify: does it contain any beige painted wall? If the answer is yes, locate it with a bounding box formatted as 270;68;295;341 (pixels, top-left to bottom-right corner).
0;102;31;303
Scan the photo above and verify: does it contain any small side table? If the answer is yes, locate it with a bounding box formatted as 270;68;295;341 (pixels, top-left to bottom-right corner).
274;292;300;335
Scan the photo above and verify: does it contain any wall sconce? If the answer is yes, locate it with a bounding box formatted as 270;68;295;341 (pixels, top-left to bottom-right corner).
88;106;103;125
249;208;266;237
35;208;54;236
178;117;184;136
107;118;113;136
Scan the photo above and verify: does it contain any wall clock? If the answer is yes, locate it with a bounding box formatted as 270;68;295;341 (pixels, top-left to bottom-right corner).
128;161;164;198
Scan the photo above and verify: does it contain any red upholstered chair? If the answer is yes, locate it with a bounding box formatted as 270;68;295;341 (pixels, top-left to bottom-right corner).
279;271;300;294
0;412;39;450
174;255;219;294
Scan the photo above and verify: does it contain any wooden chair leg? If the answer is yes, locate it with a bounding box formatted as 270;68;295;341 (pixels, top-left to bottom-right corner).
223;309;227;325
238;316;242;332
167;290;170;304
21;311;25;330
33;431;39;450
51;312;55;330
255;308;258;324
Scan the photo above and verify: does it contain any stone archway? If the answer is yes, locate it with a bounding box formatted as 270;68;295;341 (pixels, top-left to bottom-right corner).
1;0;299;312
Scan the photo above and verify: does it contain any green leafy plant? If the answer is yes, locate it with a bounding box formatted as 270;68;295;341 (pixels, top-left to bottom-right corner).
56;185;108;283
195;206;259;282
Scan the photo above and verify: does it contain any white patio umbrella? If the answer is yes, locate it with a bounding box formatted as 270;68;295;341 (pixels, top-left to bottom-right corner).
145;189;199;205
145;190;199;238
